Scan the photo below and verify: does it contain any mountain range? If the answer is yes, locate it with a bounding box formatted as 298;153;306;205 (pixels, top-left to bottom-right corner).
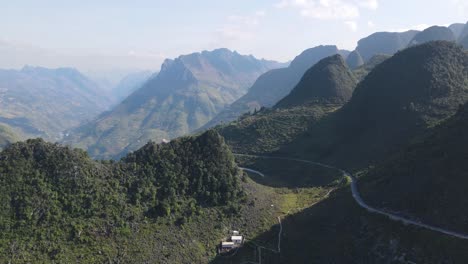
112;70;154;102
63;49;285;159
2;21;468;263
202;45;341;129
0;66;112;142
284;41;468;168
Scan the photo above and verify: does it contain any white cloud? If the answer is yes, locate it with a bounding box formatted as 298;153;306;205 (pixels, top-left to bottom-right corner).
345;21;358;32
274;0;378;20
367;20;375;28
357;0;378;10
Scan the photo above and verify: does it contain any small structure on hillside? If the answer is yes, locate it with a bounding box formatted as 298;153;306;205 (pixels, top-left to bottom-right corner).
231;235;243;244
161;138;170;144
221;242;235;250
218;231;244;254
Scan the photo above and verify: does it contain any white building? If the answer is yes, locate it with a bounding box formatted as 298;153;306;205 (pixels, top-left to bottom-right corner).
231;236;243;244
232;230;239;235
221;242;235;249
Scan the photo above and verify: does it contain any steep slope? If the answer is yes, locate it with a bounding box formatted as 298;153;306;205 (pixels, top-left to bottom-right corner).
217;54;357;155
64;49;282;159
361;103;468;234
461;34;468;49
352;54;392;81
408;26;456;46
345;50;364;69
276;55;356;108
0;66;111;140
459;22;468;41
203;45;340;128
286;41;468;168
355;30;419;61
0;131;244;262
112;70;154;102
449;23;466;39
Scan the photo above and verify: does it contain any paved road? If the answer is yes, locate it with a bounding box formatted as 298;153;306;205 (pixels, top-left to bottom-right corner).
239;167;265;177
235;154;468;240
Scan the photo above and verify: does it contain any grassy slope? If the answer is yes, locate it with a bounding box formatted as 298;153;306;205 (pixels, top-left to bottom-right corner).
213;159;468;264
216;105;339;155
213;42;468;263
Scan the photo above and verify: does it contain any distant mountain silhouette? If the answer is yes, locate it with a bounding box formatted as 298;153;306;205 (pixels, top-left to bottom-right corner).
0;66;110;140
63;49;283;159
449;23;466;39
345;50;364;69
112;70;154;102
202;45;341;129
408;26;456;46
355;30;419;61
458;22;468;41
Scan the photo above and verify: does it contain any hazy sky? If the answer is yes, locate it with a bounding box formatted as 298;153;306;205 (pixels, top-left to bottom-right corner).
1;0;467;72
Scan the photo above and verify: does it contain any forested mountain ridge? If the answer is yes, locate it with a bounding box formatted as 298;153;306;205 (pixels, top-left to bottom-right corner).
63;49;283;159
275;54;356;108
360;102;468;234
284;41;468;169
216;54;357;155
0;130;244;262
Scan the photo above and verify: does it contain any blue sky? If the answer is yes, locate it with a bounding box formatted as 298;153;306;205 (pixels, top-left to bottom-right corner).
0;0;466;72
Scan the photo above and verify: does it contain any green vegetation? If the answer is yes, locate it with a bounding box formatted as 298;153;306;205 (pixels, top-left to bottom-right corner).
216;54;358;156
0;130;245;262
275;54;356;108
202;45;341;129
360;103;468;234
282;41;468;169
216;105;336;155
213;41;468;263
352;53;391;81
64;49;282;159
221;187;468;264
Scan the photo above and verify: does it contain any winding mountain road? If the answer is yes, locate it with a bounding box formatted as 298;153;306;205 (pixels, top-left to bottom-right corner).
235;153;468;240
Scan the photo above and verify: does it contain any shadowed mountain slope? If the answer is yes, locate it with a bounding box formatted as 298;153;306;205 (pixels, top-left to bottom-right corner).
201;46;341;129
